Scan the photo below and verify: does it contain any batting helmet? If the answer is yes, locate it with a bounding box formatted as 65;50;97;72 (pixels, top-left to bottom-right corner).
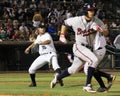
82;3;96;15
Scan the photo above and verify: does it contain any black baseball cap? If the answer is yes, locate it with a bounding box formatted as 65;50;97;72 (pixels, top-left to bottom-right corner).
38;23;46;28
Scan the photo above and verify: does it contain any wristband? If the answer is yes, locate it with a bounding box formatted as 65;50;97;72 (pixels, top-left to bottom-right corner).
96;26;103;32
60;33;65;36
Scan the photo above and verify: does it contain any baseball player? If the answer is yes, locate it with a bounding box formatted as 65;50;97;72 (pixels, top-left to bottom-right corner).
84;31;116;92
66;14;116;92
50;3;109;93
61;18;116;92
25;23;63;87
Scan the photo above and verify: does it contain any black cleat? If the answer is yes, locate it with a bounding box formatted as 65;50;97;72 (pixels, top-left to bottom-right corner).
107;75;116;90
59;79;64;86
97;87;107;92
29;83;37;87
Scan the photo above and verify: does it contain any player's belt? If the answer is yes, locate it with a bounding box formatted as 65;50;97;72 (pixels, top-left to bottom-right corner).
81;43;92;49
98;47;102;50
40;52;52;55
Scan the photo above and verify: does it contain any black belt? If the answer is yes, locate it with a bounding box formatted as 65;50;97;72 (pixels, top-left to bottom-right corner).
81;43;92;49
40;52;52;55
98;47;102;50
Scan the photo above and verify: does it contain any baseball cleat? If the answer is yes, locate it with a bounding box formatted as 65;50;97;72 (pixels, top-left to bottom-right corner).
97;87;107;93
107;75;116;90
83;84;96;93
29;83;36;87
59;79;64;86
50;73;59;88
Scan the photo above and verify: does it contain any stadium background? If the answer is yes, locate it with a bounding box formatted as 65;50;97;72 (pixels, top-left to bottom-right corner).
0;0;120;71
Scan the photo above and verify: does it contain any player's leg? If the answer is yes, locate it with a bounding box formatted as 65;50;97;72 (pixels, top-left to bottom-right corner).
51;55;64;88
94;70;108;92
51;56;83;88
94;48;116;90
28;55;48;87
91;69;116;92
29;74;36;87
73;44;98;93
58;56;83;79
94;48;108;92
51;55;61;74
96;70;116;90
84;63;107;92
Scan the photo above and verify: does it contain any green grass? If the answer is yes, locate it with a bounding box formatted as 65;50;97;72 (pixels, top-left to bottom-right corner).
0;71;119;96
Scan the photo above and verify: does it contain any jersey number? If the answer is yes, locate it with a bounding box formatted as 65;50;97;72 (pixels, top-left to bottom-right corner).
42;46;46;49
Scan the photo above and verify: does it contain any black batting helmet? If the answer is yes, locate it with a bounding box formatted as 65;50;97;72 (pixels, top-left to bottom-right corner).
82;3;96;15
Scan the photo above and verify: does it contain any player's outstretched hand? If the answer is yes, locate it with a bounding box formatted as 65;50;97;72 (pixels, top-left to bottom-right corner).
25;48;30;54
59;35;67;44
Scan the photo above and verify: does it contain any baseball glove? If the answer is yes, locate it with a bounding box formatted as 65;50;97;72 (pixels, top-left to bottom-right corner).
31;43;39;54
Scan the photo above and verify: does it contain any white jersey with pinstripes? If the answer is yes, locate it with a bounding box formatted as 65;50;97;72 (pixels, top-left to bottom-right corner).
64;15;104;45
64;16;106;73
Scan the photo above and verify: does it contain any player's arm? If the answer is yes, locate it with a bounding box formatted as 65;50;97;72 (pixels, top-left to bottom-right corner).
25;43;35;54
92;23;109;36
38;34;51;45
25;35;42;54
93;17;109;36
59;25;68;44
38;40;51;45
95;26;109;36
101;28;109;36
59;17;74;43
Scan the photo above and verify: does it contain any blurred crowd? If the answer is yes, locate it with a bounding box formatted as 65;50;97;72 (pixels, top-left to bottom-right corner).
0;0;120;42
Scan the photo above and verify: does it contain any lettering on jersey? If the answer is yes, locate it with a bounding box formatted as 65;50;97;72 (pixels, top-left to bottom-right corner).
77;28;82;35
77;28;95;36
42;46;47;49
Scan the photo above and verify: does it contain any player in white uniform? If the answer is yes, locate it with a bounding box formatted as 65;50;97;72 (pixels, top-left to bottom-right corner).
50;3;109;93
92;16;115;92
66;30;116;92
25;23;63;87
84;30;116;92
65;30;116;92
60;16;116;92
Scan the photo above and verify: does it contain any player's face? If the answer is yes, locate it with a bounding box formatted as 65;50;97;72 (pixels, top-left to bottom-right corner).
37;27;46;34
87;9;95;19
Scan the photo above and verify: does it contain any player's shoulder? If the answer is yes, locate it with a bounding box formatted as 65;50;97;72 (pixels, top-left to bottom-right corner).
67;16;81;20
45;32;51;35
44;32;52;38
94;16;102;21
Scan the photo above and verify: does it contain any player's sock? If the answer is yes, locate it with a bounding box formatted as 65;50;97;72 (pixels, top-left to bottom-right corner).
30;74;36;85
94;70;106;88
86;66;95;85
55;68;61;74
57;68;70;80
97;70;110;79
55;68;64;86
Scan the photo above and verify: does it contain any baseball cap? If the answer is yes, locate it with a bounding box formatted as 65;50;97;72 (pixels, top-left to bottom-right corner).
38;23;46;28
